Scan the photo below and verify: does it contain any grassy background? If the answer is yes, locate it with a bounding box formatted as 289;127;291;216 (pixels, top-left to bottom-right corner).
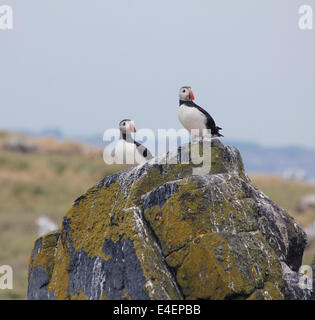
0;133;314;299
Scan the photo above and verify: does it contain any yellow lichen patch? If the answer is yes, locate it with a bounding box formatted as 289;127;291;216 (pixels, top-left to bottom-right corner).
166;245;189;270
48;179;182;300
66;181;125;258
175;233;255;299
209;145;226;174
126;142;230;208
166;229;284;300
144;181;205;255
237;231;284;289
251;266;258;279
100;291;107;300
144;177;258;257
29;231;60;281
247;282;284;300
48;236;71;300
69;289;89;300
119;210;182;300
122;289;132;300
126;165;188;208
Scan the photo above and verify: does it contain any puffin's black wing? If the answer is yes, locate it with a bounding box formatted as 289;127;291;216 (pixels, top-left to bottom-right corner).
134;141;153;159
189;101;223;136
192;102;216;129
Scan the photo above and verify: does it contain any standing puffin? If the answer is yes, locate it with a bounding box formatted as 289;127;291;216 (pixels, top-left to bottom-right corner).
112;119;153;165
178;86;223;139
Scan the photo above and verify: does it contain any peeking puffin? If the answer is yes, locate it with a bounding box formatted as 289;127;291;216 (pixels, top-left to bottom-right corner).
178;86;223;139
112;119;153;165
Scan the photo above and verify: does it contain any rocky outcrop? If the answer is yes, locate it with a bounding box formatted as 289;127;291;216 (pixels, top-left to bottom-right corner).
28;140;311;300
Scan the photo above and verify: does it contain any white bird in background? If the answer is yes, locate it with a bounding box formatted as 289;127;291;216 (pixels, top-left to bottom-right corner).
36;216;58;237
178;86;223;140
112;119;153;165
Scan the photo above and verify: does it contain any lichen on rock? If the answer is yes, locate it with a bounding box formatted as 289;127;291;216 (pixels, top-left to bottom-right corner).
27;140;311;300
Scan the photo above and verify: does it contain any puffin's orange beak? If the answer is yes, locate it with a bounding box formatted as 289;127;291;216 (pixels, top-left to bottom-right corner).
189;89;195;100
130;121;136;133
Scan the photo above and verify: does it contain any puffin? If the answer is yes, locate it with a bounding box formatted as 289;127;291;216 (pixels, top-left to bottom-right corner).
178;86;223;139
112;119;153;165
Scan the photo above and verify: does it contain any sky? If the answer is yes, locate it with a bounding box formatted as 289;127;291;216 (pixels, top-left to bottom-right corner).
0;0;314;149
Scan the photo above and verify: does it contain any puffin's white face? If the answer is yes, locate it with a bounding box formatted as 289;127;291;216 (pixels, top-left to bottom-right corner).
119;119;136;133
179;86;195;101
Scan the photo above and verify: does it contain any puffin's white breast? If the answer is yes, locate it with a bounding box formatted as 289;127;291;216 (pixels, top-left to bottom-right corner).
178;104;207;135
114;139;146;165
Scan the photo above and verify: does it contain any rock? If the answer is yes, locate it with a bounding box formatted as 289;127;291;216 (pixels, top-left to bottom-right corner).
28;232;60;300
281;262;312;300
27;140;310;300
311;256;315;300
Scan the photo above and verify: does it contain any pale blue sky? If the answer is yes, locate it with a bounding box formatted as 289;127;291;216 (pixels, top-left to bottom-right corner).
0;0;314;148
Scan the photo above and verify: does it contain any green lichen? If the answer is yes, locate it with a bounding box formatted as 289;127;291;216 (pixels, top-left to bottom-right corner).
48;236;71;300
144;176;258;256
143;174;284;299
127;142;233;207
69;289;89;300
209;145;226;174
165;231;284;300
236;152;247;181
122;289;132;300
174;233;255;299
28;231;60;282
247;282;284;300
127;164;191;207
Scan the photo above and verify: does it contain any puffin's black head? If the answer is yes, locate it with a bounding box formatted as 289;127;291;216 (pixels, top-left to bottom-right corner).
179;86;195;101
119;119;136;133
